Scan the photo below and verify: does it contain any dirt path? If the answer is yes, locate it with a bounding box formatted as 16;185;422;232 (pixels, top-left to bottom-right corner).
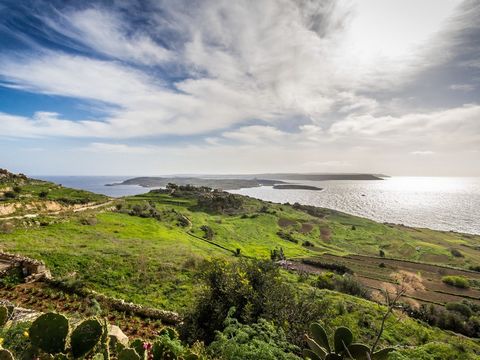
0;200;115;221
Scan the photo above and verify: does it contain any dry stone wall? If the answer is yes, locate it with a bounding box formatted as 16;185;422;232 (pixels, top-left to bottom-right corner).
0;252;52;282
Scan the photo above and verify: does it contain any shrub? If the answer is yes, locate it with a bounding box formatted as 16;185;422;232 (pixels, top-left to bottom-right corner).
181;259;328;348
0;221;14;234
208;315;300;360
468;265;480;272
442;276;470;289
39;191;48;198
196;192;244;214
406;303;480;338
313;273;370;300
200;225;214;240
334;275;371;300
277;231;298;243
314;272;336;290
450;248;464;258
445;302;472;318
80;217;98;226
3;191;16;199
301;259;352;275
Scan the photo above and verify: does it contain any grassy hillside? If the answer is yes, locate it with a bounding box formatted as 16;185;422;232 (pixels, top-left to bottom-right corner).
1;187;479;309
1;180;480;359
0;169;108;218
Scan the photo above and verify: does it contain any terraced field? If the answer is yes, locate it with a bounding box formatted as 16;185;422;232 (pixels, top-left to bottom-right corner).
291;254;480;306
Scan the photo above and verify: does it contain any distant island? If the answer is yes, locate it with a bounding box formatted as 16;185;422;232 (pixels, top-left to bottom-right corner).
273;184;323;190
106;177;285;190
107;173;385;190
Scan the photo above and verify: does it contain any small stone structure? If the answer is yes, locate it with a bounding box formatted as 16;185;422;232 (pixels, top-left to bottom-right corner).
0;252;52;282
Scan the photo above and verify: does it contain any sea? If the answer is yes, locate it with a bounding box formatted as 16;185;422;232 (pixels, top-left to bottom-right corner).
37;176;480;235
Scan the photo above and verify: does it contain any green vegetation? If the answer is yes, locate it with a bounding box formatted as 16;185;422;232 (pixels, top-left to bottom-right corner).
0;169;107;218
442;275;470;289
2;177;480;359
304;322;393;360
0;311;206;360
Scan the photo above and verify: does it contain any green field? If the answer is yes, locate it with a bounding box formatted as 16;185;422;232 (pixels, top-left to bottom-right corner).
1;189;480;309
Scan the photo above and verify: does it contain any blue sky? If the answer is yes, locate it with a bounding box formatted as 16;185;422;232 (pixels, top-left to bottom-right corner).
0;0;479;175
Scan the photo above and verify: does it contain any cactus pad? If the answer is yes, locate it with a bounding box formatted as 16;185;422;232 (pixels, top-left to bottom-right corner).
333;326;353;353
0;306;8;327
0;349;14;360
71;319;103;358
118;348;141;360
29;313;69;354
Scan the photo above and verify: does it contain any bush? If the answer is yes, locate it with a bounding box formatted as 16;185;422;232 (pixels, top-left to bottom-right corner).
79;217;98;226
0;221;14;234
334;275;371;299
39;191;48;198
196;192;243;214
181;259;328;348
208;315;301;360
314;272;336;290
3;191;16;199
313;273;370;300
277;231;298;243
301;259;352;275
200;225;214;240
445;302;472;317
469;265;480;272
406;303;480;338
450;248;464;258
442;276;470;289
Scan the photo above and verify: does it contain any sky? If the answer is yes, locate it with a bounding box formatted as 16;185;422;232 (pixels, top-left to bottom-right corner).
0;0;479;176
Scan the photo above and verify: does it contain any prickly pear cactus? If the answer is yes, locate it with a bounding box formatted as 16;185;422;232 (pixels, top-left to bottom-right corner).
71;319;103;358
0;306;8;327
0;349;14;360
333;326;353;353
29;313;69;354
152;341;177;360
130;339;145;359
118;348;141;360
158;327;179;340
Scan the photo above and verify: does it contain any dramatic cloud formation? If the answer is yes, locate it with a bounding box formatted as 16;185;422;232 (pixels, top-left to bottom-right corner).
0;0;478;175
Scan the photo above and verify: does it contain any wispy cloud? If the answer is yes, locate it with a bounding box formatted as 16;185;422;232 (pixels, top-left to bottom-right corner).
410;150;435;156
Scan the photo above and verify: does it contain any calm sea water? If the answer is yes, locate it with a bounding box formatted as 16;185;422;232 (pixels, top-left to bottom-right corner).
231;177;480;235
36;176;150;197
36;176;480;235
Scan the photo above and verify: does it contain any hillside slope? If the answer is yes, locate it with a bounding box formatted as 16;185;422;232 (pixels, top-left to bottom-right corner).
1;178;480;359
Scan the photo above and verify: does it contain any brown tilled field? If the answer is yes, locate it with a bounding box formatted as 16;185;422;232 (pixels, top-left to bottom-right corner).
292;254;480;306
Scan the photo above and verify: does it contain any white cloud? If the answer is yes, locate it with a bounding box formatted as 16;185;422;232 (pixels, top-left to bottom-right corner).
43;8;172;65
0;0;478;176
0;0;469;141
410;150;435;155
222;125;288;144
329;104;480;147
449;83;475;92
